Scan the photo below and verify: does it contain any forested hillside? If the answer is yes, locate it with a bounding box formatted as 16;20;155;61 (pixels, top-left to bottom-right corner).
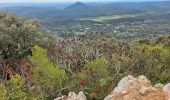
0;11;170;99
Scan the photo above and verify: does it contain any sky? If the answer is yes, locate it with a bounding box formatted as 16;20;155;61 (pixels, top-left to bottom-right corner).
0;0;169;3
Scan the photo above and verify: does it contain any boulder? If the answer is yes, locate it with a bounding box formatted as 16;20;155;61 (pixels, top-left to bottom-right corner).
104;75;166;100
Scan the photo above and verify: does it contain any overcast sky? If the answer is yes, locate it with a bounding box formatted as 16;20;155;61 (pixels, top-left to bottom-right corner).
0;0;169;3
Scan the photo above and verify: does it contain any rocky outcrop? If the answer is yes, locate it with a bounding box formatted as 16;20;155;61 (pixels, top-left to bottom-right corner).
54;91;87;100
54;75;170;100
104;75;168;100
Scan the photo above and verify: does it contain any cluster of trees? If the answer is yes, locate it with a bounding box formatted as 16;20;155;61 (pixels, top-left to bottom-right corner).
0;13;170;99
0;13;42;79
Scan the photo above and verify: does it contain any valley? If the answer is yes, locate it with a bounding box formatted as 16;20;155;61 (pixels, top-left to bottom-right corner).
0;1;170;100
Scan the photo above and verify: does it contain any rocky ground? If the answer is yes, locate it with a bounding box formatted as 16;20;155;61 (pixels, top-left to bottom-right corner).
55;75;170;100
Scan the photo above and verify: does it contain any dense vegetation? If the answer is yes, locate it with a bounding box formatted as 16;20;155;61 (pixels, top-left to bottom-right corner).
0;12;170;100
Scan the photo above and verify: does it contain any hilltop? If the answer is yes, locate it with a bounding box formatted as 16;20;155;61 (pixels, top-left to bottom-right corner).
64;2;89;10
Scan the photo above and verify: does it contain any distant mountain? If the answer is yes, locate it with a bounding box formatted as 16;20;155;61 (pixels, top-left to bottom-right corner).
64;2;90;11
1;6;60;19
1;1;170;24
63;2;99;16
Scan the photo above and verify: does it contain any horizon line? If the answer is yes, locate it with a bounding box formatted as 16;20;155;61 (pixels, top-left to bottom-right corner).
0;0;170;3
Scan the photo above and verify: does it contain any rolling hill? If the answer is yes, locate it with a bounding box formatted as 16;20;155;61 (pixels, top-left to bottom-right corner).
1;1;170;25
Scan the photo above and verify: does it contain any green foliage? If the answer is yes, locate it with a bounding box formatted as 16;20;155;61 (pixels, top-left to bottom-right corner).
30;45;67;99
134;43;170;83
65;57;113;99
6;74;27;100
0;13;41;60
0;83;8;100
85;57;109;75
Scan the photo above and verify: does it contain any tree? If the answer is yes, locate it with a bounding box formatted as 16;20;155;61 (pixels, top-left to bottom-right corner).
0;13;41;61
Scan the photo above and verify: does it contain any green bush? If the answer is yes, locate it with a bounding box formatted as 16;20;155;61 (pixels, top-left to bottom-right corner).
30;45;67;99
65;57;114;99
0;13;41;60
0;83;8;100
134;43;170;83
6;74;27;100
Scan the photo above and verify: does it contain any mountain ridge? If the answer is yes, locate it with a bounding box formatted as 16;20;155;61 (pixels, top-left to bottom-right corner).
64;2;91;11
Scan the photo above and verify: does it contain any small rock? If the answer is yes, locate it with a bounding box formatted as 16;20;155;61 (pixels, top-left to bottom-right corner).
77;91;87;100
54;91;87;100
54;96;67;100
138;75;148;81
68;92;77;97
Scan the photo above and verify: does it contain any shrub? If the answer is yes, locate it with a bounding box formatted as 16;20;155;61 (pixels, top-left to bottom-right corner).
30;45;67;99
0;13;42;79
6;74;27;100
65;57;114;99
0;83;8;100
0;13;41;60
134;43;170;83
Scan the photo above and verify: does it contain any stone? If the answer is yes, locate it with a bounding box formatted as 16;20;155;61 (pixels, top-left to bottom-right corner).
138;75;149;81
77;91;87;100
163;83;170;100
54;96;67;100
68;92;77;97
54;91;87;100
104;75;166;100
